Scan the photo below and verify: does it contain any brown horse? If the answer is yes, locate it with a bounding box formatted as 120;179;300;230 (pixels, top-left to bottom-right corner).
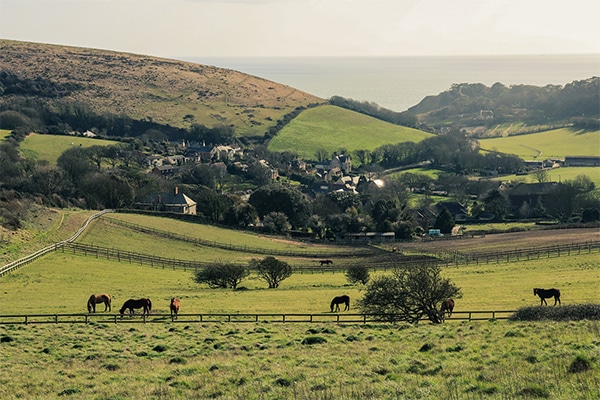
170;298;180;318
119;298;152;316
439;298;455;321
87;294;111;313
534;288;561;306
330;295;350;312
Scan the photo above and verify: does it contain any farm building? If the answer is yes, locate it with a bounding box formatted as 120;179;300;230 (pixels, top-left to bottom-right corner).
507;182;558;215
134;187;197;215
564;156;600;167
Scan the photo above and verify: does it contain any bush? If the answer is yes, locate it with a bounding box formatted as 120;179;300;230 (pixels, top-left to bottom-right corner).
345;265;370;285
509;304;600;321
193;263;249;289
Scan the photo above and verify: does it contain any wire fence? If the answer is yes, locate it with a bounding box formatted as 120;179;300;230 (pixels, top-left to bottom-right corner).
0;310;515;325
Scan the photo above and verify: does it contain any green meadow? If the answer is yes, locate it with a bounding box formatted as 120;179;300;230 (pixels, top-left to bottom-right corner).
1;213;599;399
493;166;600;187
268;105;432;160
19;133;119;165
479;128;600;159
0;129;11;141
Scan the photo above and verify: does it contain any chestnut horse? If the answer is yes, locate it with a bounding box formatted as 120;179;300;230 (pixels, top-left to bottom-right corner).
119;298;152;316
439;298;455;321
87;294;111;313
534;288;561;306
170;298;180;318
330;295;350;312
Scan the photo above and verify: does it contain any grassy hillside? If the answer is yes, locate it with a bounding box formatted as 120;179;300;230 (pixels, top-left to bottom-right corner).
0;40;324;137
478;128;600;159
268;105;432;160
19;133;120;164
0;129;11;141
494;166;600;187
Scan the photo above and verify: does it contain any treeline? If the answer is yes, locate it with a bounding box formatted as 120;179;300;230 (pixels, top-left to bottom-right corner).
329;96;418;127
409;77;600;130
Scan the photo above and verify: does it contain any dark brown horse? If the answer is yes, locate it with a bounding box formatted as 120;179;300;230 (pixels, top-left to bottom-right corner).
119;298;152;316
87;293;111;313
320;259;333;266
330;295;350;312
170;298;180;318
534;288;561;306
439;298;455;321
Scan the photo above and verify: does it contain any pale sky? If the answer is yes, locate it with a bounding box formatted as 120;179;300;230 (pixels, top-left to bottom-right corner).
1;0;599;58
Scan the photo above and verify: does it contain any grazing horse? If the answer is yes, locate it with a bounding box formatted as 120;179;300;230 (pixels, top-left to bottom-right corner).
87;294;111;313
534;288;561;306
319;259;333;266
330;295;350;312
119;298;152;316
170;298;180;318
439;298;455;321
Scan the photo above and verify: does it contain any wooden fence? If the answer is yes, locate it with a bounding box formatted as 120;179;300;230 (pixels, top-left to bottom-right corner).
0;310;515;325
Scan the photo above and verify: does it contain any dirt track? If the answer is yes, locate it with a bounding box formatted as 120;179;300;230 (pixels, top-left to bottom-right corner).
399;228;600;253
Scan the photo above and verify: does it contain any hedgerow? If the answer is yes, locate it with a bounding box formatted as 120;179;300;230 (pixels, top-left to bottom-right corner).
509;304;600;321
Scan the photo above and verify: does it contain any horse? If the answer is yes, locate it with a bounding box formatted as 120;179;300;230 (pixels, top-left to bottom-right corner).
119;298;152;316
87;294;111;313
330;295;350;312
319;259;333;266
534;288;561;306
170;298;180;318
439;298;455;321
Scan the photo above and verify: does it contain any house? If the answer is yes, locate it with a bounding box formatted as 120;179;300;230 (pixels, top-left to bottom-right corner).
564;156;600;167
184;143;218;162
135;187;197;215
152;165;178;178
331;154;352;173
436;201;468;222
507;182;559;214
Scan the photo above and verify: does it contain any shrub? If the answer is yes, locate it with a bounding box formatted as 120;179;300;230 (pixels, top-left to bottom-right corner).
193;263;249;289
509;304;600;321
345;265;370;285
301;336;327;345
568;355;592;373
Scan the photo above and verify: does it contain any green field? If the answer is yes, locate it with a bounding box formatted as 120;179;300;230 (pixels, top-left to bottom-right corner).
0;129;11;141
268;105;432;161
494;166;600;187
479;128;600;159
1;214;599;399
19;133;120;165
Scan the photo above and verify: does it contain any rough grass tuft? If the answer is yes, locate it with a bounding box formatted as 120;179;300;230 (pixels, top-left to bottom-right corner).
568;354;592;373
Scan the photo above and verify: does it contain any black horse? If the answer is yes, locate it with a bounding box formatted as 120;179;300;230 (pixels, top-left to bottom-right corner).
533;288;561;306
330;295;350;312
320;259;333;266
119;298;152;316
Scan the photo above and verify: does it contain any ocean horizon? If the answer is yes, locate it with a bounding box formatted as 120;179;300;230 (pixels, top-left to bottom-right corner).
182;54;600;112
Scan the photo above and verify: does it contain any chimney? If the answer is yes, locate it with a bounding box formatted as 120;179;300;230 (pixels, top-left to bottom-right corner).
174;187;179;195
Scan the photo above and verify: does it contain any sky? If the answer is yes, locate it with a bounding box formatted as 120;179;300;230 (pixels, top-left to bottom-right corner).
1;0;599;59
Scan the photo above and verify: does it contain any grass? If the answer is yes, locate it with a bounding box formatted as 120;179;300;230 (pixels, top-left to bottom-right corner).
0;316;598;399
19;133;119;165
479;128;600;159
268;105;432;160
493;166;600;187
1;214;599;399
0;129;11;141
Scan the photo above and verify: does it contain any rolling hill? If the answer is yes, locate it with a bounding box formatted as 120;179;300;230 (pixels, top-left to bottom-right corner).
0;39;324;137
268;105;432;159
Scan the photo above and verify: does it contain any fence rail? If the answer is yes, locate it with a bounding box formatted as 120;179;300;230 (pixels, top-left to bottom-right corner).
0;310;515;325
0;210;113;277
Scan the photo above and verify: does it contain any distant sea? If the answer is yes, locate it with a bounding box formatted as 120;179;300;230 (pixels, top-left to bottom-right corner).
182;55;600;112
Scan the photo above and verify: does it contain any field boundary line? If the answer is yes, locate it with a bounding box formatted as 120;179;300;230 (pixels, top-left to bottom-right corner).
0;209;113;277
0;310;515;325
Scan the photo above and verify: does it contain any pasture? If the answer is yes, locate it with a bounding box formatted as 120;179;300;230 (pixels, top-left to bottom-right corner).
0;129;11;141
478;128;600;159
1;216;599;399
19;133;119;165
268;105;432;161
493;166;600;187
